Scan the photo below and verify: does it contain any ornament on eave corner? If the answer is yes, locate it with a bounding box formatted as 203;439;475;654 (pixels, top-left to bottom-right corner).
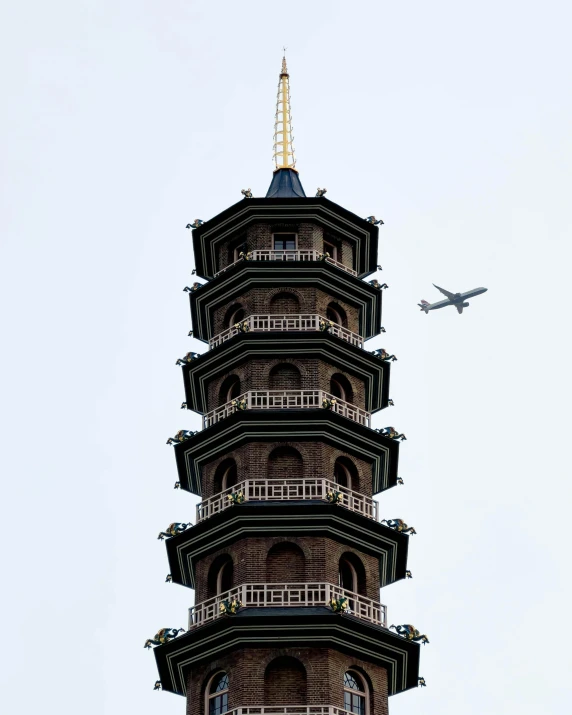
329;596;350;613
326;489;343;505
322;397;337;410
241;188;253;198
376;426;406;441
183;282;204;292
369;280;388;290
371;348;397;362
418;677;427;687
166;429;197;445
231;397;248;411
405;570;413;578
239;250;253;261
315;188;327;197
144;628;185;649
365;215;384;226
319;318;334;332
175;351;200;366
165;574;173;583
157;522;191;540
389;624;429;645
219;598;243;616
154;680;162;691
234;320;250;333
227;490;246;505
380;518;417;535
186;219;204;229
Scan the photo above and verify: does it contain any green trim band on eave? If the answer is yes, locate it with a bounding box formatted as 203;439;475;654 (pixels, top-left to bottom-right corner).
165;501;409;589
189;263;383;341
172;410;400;495
182;332;391;414
153;610;419;697
190;197;380;279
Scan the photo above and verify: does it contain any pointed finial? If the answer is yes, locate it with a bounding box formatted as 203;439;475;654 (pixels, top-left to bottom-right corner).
273;52;296;170
281;49;288;76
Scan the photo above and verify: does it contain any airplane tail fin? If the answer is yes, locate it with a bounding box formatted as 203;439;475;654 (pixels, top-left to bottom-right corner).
418;300;430;314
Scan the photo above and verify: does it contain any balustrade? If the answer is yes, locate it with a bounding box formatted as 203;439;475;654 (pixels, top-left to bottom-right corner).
188;582;387;630
214;250;357;278
223;708;355;715
196;477;378;522
209;314;363;349
203;390;371;429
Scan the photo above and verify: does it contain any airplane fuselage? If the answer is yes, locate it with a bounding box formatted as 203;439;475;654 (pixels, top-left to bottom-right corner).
419;286;488;314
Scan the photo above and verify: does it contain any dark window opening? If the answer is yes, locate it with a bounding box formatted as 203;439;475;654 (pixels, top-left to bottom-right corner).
208;672;229;715
273;234;297;250
344;671;366;715
323;241;337;260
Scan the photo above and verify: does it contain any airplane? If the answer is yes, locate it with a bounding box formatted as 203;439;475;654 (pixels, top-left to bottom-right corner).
418;284;488;314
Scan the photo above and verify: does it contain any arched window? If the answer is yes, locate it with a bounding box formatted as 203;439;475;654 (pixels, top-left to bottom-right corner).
268;446;303;479
339;557;358;592
266;542;305;582
329;373;354;403
269;291;300;314
326;302;347;327
264;656;307;704
334;457;359;491
214;459;238;493
269;363;301;390
207;555;234;598
224;303;245;329
219;375;241;405
206;671;229;715
339;553;366;596
344;671;367;715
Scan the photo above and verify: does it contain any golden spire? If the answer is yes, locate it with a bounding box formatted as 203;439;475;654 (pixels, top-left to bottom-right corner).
273;52;297;170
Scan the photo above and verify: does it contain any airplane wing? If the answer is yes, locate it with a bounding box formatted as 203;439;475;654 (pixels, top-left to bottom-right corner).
456;304;464;314
433;284;457;300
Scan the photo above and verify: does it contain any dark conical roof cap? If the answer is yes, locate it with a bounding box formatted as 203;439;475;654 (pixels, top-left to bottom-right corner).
266;168;306;198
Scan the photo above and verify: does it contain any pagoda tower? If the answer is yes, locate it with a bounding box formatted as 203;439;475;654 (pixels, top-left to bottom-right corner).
151;57;423;715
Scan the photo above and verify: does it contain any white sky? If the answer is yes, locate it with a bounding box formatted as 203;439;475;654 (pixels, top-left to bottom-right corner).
1;1;571;713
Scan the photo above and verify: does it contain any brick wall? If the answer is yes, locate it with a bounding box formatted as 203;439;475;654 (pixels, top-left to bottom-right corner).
193;535;381;603
266;542;306;582
267;446;304;479
206;357;366;410
264;655;307;704
186;647;388;715
216;222;356;274
200;442;373;498
212;287;361;335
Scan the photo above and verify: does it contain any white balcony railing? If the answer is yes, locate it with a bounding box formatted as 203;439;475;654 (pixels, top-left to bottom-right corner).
196;478;379;523
188;582;387;630
209;314;364;350
203;390;371;429
214;250;357;278
222;708;357;715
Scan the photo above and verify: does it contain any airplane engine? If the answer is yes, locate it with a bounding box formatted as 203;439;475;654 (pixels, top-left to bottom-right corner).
462;302;470;307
